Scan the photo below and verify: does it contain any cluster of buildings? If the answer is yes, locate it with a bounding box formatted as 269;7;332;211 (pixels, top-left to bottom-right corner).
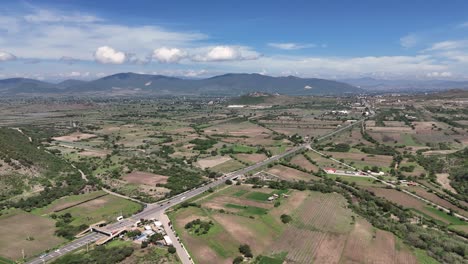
129;218;173;246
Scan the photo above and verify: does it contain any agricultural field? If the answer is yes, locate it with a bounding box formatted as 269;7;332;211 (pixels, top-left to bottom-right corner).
0;93;467;263
0;209;66;261
365;187;467;227
266;164;320;181
32;191;143;226
169;185;423;264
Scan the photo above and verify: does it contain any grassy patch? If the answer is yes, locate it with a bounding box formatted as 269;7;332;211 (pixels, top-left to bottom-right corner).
257;252;287;264
423;206;467;226
413;249;439;264
246;192;271;201
232;189;249;197
56;195;142;226
326;174;384;187
225;203;268;215
0;256;14;264
31;191;108;215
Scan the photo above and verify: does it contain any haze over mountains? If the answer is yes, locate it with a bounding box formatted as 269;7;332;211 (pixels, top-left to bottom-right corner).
343;77;468;93
1;73;468;97
0;73;360;96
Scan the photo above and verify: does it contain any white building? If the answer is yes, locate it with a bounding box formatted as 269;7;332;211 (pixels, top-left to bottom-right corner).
164;235;173;246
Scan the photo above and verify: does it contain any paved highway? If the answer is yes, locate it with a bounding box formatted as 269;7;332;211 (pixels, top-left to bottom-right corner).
25;144;306;264
26;117;366;264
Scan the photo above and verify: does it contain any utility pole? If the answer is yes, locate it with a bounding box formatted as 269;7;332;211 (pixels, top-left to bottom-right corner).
22;249;25;260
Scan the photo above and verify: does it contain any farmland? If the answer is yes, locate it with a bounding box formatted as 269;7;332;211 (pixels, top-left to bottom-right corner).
0;92;467;263
0;209;66;261
169;185;422;264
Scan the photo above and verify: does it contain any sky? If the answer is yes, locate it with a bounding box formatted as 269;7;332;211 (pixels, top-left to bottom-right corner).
1;0;468;81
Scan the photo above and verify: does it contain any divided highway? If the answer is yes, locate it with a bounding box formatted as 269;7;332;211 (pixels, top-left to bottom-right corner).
26;119;365;264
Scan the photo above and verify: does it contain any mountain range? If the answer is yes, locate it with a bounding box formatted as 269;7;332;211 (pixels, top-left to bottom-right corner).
342;77;468;93
0;73;361;97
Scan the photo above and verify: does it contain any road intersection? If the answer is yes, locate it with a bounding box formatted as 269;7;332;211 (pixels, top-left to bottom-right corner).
26;119;365;264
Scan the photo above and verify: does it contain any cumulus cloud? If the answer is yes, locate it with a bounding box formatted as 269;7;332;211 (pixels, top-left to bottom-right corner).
94;46;126;64
0;51;17;61
0;8;207;61
192;46;260;62
268;42;316;50
152;47;187;63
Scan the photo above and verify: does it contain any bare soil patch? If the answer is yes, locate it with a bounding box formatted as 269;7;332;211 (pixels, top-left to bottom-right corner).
122;171;168;186
53;132;96;142
234;153;267;164
266;164;319;181
0;210;65;260
213;213;273;253
197;156;231;169
290;155;319;172
435;173;457;194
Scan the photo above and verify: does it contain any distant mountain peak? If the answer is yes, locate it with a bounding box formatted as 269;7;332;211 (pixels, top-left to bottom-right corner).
0;72;362;96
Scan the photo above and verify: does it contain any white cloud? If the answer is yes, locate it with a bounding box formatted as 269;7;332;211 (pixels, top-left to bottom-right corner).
94;46;126;64
152;47;187;63
0;51;16;61
268;42;316;50
24;8;102;23
425;40;468;51
426;71;452;78
0;8;207;61
400;34;418;48
192;46;260;62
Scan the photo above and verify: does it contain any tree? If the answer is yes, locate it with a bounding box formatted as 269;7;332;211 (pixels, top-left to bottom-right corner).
225;179;233;185
239;244;253;258
280;214;292;224
141;241;148;248
168;246;176;254
233;256;244;264
149;233;164;243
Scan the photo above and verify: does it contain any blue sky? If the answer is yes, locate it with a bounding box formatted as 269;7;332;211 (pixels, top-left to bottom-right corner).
1;0;468;81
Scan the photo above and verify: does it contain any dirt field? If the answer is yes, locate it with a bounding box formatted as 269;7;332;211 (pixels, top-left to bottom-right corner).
174;185;420;264
234;153;267;164
404;186;468;217
323;151;393;168
365;187;458;223
341;219;417;264
52;132;97;142
0;210;65;261
290;154;320;172
435;173;457;194
294;192;354;234
197;156;232;169
212;213;275;253
122;171;168;186
266;164;319;181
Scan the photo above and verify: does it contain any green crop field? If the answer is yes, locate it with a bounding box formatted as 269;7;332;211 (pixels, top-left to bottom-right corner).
246;191;271;201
